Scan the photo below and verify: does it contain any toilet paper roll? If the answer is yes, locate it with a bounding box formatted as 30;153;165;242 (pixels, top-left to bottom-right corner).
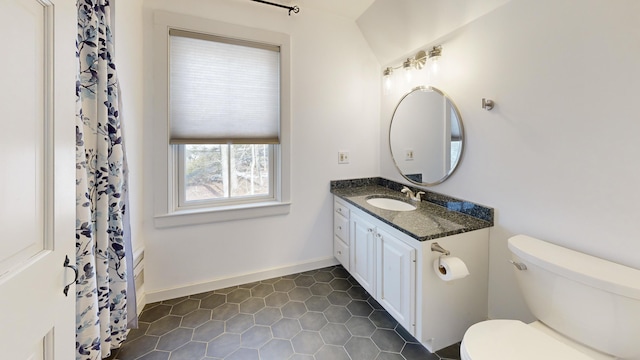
433;256;469;281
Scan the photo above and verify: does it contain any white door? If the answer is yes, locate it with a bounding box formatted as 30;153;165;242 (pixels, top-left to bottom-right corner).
376;229;416;334
0;0;76;359
350;212;376;295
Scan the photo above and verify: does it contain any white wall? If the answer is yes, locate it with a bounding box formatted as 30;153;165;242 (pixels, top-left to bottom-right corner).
141;0;380;299
114;0;145;256
377;0;640;320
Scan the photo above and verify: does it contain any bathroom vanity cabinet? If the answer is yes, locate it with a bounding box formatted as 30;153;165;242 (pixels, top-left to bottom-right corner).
332;185;492;352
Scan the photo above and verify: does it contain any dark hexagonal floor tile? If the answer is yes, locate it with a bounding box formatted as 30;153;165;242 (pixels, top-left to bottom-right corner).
139;304;172;323
320;323;351;346
215;286;239;294
298;311;327;331
271;318;301;339
294;275;315;287
329;278;352;291
227;347;259;360
156;327;194;351
291;331;324;355
264;291;289;307
369;310;398;329
254;307;282;326
281;301;307;319
346;317;376;337
327;291;351;306
227;288;251;303
346;286;370;300
161;296;188;305
309;282;333;296
376;352;406;360
347;300;373;317
170;298;200;316
193;320;225;342
200;293;226;309
239;297;266;314
313;271;335;283
167;341;207;360
112;265;447;360
315;345;351;360
402;343;439;360
226;313;255;334
251;283;275;298
259;339;294;360
273;279;295;292
323;305;352;324
146;315;181;336
241;325;273;349
115;335;159;359
345;337;380;360
371;329;405;352
331;267;350;279
207;333;241;358
288;287;312;302
135;350;170;360
180;309;211;328
305;296;330;312
211;303;239;321
239;281;260;289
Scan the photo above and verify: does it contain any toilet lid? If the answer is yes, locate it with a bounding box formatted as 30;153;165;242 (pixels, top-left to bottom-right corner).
461;320;594;360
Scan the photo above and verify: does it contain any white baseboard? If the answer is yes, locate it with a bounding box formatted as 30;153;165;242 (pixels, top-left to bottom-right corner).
145;256;339;304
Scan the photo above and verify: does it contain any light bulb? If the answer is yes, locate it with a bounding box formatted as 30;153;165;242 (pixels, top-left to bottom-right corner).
402;58;413;83
383;67;393;94
430;57;439;75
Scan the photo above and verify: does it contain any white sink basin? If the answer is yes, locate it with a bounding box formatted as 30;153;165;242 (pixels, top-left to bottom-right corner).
366;197;417;211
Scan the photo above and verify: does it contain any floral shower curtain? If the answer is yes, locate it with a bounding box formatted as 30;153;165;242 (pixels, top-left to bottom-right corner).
75;0;136;358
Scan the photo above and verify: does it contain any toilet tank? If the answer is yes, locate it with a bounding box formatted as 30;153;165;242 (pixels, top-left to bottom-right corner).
508;235;640;359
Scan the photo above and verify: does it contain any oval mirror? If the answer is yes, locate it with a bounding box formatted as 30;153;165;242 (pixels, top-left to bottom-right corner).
389;86;464;186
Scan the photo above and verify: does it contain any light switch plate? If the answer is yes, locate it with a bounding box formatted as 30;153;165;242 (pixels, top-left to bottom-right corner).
405;149;414;161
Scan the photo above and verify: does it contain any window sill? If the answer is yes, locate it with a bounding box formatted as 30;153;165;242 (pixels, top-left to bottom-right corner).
154;201;291;228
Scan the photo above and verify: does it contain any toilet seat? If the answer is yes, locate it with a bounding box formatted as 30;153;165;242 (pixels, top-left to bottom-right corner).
460;320;597;360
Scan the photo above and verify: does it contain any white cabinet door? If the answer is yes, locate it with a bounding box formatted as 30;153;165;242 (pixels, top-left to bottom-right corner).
376;227;416;334
350;212;376;295
0;0;76;359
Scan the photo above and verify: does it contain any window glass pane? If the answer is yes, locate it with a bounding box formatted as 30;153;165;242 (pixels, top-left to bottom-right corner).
183;144;271;203
184;144;225;201
230;144;270;197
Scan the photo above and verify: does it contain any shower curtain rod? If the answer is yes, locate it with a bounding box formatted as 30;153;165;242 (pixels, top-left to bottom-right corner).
251;0;300;15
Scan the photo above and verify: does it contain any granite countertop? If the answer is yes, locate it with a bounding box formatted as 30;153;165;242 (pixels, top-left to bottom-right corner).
330;178;493;242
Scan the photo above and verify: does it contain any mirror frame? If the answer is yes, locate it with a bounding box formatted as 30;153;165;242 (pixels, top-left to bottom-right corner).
389;86;465;186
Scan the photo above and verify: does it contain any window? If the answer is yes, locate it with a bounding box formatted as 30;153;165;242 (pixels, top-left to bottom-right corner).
152;12;291;227
178;144;273;207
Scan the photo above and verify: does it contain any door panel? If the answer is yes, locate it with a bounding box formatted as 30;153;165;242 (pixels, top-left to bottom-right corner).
377;229;416;334
350;212;376;295
0;0;76;358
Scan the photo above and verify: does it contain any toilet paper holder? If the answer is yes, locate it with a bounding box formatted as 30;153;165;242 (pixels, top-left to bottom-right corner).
431;242;450;267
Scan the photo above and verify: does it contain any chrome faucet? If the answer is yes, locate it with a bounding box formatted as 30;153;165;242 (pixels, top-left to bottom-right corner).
401;186;424;201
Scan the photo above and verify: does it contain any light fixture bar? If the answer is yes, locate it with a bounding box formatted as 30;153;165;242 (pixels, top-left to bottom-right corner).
382;45;442;76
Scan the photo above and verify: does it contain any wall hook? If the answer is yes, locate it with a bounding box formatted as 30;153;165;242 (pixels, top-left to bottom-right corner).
482;98;495;111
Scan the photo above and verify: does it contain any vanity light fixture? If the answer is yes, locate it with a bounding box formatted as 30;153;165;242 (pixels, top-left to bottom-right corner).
382;45;442;93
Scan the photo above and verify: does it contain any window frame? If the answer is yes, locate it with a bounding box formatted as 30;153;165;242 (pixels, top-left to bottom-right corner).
151;11;291;228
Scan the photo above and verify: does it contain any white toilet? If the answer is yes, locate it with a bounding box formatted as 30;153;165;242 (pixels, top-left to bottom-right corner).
461;235;640;360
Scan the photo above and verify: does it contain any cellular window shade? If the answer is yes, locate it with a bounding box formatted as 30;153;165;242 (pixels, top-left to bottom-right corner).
169;29;280;144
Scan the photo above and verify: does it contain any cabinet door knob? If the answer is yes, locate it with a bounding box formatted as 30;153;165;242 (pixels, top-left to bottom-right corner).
337;250;342;255
337;226;342;230
367;228;374;233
